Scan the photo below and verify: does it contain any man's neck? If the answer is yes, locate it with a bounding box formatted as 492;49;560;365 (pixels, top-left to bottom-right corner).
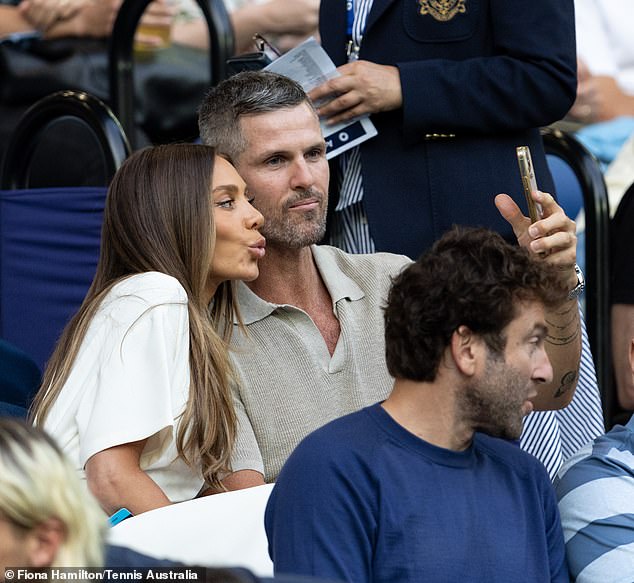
382;378;474;451
247;243;325;307
247;243;341;355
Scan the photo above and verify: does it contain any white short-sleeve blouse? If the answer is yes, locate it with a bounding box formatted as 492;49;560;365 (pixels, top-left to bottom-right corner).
44;272;203;502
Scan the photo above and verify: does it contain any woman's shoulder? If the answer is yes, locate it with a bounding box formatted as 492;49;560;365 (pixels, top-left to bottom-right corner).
109;272;189;305
94;273;189;327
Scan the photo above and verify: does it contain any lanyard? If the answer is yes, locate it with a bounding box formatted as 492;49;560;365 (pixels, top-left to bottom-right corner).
347;0;355;38
346;0;374;59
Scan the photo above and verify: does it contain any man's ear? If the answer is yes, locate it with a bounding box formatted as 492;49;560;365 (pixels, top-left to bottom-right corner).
450;325;482;377
26;518;66;568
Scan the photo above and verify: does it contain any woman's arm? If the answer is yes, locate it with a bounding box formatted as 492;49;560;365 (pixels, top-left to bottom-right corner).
0;6;35;36
85;438;172;516
171;0;318;54
230;0;318;54
35;0;121;39
17;0;83;33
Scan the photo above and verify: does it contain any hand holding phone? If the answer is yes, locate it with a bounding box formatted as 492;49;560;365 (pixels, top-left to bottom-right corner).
516;146;543;223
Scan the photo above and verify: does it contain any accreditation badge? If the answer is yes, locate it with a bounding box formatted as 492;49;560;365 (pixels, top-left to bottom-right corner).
418;0;467;21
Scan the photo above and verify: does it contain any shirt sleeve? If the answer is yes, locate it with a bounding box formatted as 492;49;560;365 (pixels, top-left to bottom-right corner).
229;383;265;476
574;0;619;78
557;451;634;581
76;297;190;467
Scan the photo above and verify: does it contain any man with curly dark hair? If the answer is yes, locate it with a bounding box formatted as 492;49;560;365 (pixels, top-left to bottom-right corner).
265;227;570;583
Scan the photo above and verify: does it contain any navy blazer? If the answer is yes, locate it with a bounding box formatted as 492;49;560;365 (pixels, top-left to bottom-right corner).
320;0;577;258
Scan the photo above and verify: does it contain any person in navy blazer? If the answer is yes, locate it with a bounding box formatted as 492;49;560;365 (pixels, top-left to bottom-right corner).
310;0;577;259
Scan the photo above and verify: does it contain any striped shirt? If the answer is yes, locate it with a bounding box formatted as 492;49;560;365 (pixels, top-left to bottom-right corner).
555;414;634;582
330;0;376;254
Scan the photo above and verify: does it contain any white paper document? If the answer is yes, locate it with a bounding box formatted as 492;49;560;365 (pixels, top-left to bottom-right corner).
265;37;378;160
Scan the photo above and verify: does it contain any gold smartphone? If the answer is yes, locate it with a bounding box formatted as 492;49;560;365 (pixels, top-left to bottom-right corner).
516;146;543;223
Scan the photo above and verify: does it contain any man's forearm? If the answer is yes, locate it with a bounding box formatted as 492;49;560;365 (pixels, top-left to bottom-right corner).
534;298;582;410
0;6;35;36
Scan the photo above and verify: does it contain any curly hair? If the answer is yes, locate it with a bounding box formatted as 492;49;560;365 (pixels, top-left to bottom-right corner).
384;226;567;382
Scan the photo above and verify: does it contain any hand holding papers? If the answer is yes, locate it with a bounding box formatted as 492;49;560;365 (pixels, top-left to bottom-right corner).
265;37;378;159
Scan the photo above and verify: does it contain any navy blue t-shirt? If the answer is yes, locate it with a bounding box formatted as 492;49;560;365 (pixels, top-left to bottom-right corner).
265;403;568;583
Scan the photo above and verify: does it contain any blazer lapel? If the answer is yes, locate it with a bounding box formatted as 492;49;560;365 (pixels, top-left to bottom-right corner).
364;0;398;35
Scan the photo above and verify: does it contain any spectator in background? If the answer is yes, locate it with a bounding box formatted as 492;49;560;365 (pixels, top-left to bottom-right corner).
15;0;123;39
570;0;634;125
0;0;317;53
567;0;634;178
29;145;264;515
171;0;319;55
566;0;634;251
0;0;173;40
555;325;634;580
266;227;570;583
0;0;175;161
310;0;576;259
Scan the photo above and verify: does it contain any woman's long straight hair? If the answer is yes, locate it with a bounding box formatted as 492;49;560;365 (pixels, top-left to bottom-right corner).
30;144;238;490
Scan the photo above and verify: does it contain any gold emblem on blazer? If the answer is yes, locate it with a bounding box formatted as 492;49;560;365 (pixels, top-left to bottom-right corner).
418;0;466;21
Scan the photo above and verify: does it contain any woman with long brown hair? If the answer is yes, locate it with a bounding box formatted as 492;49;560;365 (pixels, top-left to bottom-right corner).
29;144;265;515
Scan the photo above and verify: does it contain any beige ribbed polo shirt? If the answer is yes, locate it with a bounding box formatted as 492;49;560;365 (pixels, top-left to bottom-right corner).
229;244;410;481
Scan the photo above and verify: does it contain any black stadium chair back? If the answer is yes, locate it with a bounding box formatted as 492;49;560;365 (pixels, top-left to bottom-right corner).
109;0;234;149
1;90;129;189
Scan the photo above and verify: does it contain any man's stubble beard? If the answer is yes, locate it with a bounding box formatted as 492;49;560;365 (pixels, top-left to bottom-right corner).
258;187;328;249
459;357;531;441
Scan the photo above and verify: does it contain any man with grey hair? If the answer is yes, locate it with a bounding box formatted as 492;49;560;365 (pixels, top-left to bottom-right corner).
198;70;593;490
199;71;411;490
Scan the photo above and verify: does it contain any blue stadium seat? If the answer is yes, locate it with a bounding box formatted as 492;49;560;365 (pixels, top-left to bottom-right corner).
0;185;107;372
0;338;41;417
0;90;129;372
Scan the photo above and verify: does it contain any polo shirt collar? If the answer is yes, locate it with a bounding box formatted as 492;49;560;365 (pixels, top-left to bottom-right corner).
312;244;364;303
235;245;364;325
